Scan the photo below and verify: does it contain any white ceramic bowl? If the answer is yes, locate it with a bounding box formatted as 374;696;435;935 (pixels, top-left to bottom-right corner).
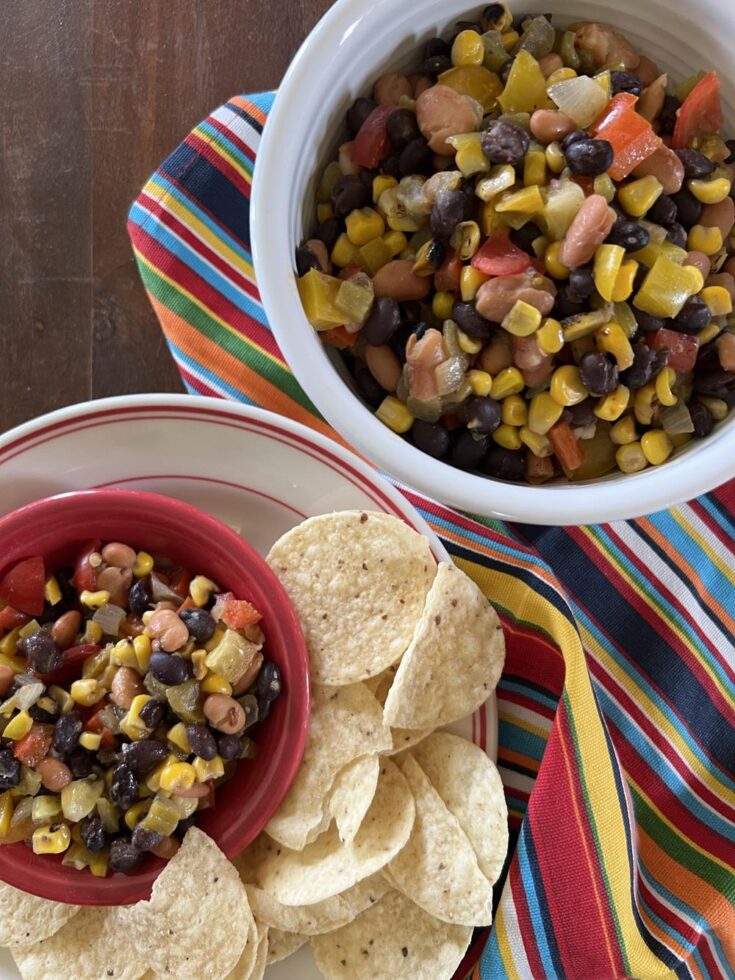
252;0;735;524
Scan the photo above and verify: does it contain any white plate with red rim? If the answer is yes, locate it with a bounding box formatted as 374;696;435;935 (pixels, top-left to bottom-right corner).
0;393;497;979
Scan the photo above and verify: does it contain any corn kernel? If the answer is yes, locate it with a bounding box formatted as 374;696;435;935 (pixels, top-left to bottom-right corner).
358;237;392;275
192;649;208;680
610;415;637;445
528;392;564;435
593;244;625;302
0;630;22;658
466;369;493;397
167;722;191;754
70;678;105;708
618;175;663;218
110;639;136;668
681;264;705;295
132;551;154;578
492;423;522;450
160;762;197;794
550;365;587;406
457;328;483;354
502;300;542;337
688;176;732;204
146;754;179;793
460;266;488;302
79;732;101;751
501;28;519;50
452;28;485;66
610;260;639;303
641;429;674;465
376;396;414;434
547;67;577;85
124;800;152;830
697;322;721;345
373;174;397;203
593;173;616;203
495;185;545;215
432;291;455;321
616;441;648;473
501;395;527;427
532;235;548;258
524;150;547;187
478;200;502;236
545;141;565;174
594;385;631;422
82;621;103;645
655;366;678;407
542;240;569;280
688;225;723;256
193;755;225;783
79;590;110;609
595;321;635;371
519;427;553;457
475;165;516;202
456;138;491;177
491;367;525;400
190;575;219;609
3;710;33;740
316;202;334;224
201;672;232;696
133;634;152;672
32;824;71;855
382;230;407;257
697;395;728;420
634;382;657;425
119;694;154;741
331;232;362;268
346;207;385;247
701;285;733;316
44;575;62;606
537;317;564;355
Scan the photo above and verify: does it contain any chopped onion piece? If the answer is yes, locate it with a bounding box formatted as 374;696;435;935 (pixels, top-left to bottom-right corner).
661;402;694;434
548;76;609;128
92;603;126;637
149;573;183;605
435;356;466;396
0;681;44;716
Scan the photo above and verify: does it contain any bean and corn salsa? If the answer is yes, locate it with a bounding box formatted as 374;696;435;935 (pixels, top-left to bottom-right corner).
295;5;735;483
0;542;281;875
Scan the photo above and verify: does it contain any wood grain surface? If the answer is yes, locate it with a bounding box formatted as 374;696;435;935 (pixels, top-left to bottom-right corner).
0;0;332;431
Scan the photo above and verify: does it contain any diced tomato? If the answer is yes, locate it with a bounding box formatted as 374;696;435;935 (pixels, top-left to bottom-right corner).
0;557;45;617
590;93;662;180
672;72;723;149
0;606;30;631
471;230;533;276
37;644;101;686
84;713;118;751
197;781;216;811
434;252;462;293
178;597;197;611
647;328;699;373
72;539;101;593
220;598;263;630
12;724;53;768
548;421;585;471
169;568;191;597
351;105;394;169
571;175;595;196
529;258;546;276
526;454;555;483
321;325;354;349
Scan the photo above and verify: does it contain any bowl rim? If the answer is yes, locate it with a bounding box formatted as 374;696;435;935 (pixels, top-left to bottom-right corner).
0;487;310;905
251;0;735;524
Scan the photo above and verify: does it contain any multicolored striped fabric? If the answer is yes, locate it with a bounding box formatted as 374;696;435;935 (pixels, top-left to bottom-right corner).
128;93;735;979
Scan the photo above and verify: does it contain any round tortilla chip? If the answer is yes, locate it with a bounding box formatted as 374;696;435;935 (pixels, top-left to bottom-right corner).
329;754;380;844
12;906;144;980
224;914;260;980
266;683;391;849
388;754;493;926
248;928;269;980
121;827;253;979
383;562;505;729
0;881;80;948
267;511;436;684
412;732;509;883
259;758;415;906
366;667;432;755
310;890;472;980
267;928;307;964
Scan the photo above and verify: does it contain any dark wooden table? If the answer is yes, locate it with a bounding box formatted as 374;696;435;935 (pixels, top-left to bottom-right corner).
0;0;332;432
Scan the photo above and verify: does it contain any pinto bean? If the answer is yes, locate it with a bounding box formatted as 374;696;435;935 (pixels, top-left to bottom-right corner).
475;268;557;322
560;194;617;268
717;332;735;372
574;23;640;71
203;694;246;734
724;256;735;278
631;145;684;194
96;566;133;609
372;260;432;301
684;251;711;279
37;758;73;792
409;73;433;99
101;543;137;569
110;667;144;710
338;141;361;176
479;333;513;375
538;52;563;78
51;610;82;650
415;84;483;154
0;666;14;698
406;329;446;400
700;197;735;241
147;608;189;653
530;109;576;144
365;345;402;393
373;73;413;106
636;56;660;88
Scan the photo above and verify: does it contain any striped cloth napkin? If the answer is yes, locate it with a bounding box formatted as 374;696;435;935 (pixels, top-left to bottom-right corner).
128;92;735;979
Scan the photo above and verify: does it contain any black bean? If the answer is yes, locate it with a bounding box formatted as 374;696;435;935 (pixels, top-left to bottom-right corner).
355;367;386;408
579;352;619;396
217;733;243;761
399;137;432;176
725;140;735;166
139;698;164;730
127;578;151;618
671;188;702;228
381;154;402;179
362;296;401;345
568;399;596;427
359;168;376;191
149;653;189;686
174;814;198;841
607;219;650;251
452;19;483;37
386;109;420;151
29;704;56;724
80;816;107;853
419;240;445;271
460;396;502;434
634;310;665;334
239;694;259;731
623;344;668;389
256;662;281;704
17;632;62;674
0;748;20;790
346;97;376;137
693;370;735;402
509;222;542;254
66;747;95;779
560;130;588;152
178;608;215;643
610;70;643;97
314;218;341;253
295;243;320;276
109;839;143;873
53;711;83;754
674;148;716;180
131;825;164;852
647;195;677;226
482;3;507;28
484;447;526;482
331;175;369;219
186;724;218;761
689;400;715;438
658;95;680;136
568;267;596;300
109;764;139;811
673;296;712;334
553;286;585;320
564;139;613;177
481;120;530;166
665;222;688;249
422;54;452;77
451;430;489;470
121;739;169;774
452;301;494;338
411;420;451;458
430;189;467;239
424;37;451;60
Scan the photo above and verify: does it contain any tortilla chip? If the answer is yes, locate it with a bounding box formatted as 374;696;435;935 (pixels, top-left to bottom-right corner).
224;914;260;980
266;928;307;964
12;906;144;980
267;511;436;684
121;827;253;978
366;666;432;755
412;732;509;883
259;758;415;906
248;928;269;980
0;881;79;948
383;562;505;729
329;754;380;844
310;890;472;979
266;683;391;849
387;754;493;926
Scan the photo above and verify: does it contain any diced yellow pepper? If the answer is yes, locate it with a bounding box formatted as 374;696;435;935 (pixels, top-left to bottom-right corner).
44;575;62;606
641;429;674;465
519;427;553;457
205;629;258;685
141;795;180;837
454;135;491;177
32;824;71;855
79;732;101;752
633;256;698;318
376;397;414;434
595;322;634;370
701;285;733;316
593;244;625;302
537;317;564;355
688;177;732;204
594;386;631;422
502;299;542;336
383;230;408;257
479;200;503;236
32;795;62;824
616;441;648;473
124;800;152;830
498;50;552;113
491;367;525;399
617;176;663;218
297;268;346;329
687;225;723;256
524;150;546;187
550;365;587;406
495;185;545;215
439;65;503;112
202;672;232;695
0;629;22;658
528;393;564;435
492;424;522;450
460;266;489;301
561;309;610;342
373;174;397;203
610;415;637;445
544;241;569;280
193;755;225;783
330;233;362;270
346;207;385;247
502;395;528;427
0;792;13;838
357;237;392;275
501;29;519;51
610;260;639;302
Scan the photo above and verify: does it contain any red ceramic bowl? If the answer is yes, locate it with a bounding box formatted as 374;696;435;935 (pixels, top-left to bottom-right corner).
0;489;310;905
